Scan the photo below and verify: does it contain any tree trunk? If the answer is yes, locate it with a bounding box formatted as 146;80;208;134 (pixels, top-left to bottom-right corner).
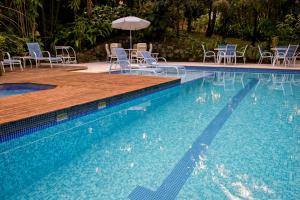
206;2;216;37
206;3;212;37
251;9;258;45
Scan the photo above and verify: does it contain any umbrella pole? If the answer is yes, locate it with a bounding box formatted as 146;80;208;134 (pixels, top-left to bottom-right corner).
130;30;132;49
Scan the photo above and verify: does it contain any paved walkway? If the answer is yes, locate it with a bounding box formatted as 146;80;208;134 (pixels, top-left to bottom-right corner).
62;61;300;73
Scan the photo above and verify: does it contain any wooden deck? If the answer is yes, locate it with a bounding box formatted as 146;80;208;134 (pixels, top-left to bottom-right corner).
0;67;178;125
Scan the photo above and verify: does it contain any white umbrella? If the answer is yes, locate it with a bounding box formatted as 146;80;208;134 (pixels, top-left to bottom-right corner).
112;16;150;49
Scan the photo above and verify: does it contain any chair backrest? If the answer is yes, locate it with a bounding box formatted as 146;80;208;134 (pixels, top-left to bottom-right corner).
27;42;43;58
115;48;130;69
225;44;237;55
241;45;248;55
110;43;121;57
286;44;299;58
217;44;226;54
258;45;263;55
137;43;147;51
136;43;147;57
201;44;206;53
105;44;111;56
141;51;157;66
148;43;153;53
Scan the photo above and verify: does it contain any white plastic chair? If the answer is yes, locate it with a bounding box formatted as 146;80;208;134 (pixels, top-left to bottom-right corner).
236;45;248;64
218;44;237;64
55;46;77;64
273;44;299;67
109;43;121;63
201;44;216;63
105;44;111;62
1;52;23;72
258;45;273;64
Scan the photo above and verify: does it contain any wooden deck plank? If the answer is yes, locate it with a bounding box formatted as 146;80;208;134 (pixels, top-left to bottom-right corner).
0;67;178;124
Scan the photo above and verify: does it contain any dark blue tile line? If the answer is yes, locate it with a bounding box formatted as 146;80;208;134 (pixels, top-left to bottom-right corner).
0;80;180;143
185;66;300;74
128;78;258;200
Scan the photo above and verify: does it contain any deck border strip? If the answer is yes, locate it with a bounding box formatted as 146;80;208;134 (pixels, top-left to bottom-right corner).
185;66;300;74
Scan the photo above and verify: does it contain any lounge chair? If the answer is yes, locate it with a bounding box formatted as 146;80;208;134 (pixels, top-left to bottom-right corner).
109;43;121;63
1;52;23;72
27;42;63;68
218;44;237;64
236;45;248;64
258;45;273;64
272;44;299;67
55;46;77;64
131;43;147;63
110;48;163;76
202;44;216;63
140;51;186;76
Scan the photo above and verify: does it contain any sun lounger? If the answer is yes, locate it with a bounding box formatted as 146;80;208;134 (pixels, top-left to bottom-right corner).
27;42;63;68
140;51;186;76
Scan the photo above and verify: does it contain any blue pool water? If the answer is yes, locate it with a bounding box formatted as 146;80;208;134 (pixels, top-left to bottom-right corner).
0;83;55;97
0;71;299;199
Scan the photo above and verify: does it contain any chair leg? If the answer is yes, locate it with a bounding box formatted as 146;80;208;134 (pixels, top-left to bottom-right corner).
1;62;5;73
258;57;262;64
19;61;23;71
272;57;277;66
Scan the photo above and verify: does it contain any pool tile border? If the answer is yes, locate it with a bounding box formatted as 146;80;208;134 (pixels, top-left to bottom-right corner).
0;79;180;143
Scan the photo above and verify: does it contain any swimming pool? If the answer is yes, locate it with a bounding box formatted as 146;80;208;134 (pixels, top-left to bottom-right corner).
0;83;56;97
0;70;299;199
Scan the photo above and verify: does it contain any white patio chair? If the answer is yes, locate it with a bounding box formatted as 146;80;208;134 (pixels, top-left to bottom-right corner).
273;44;299;67
55;46;77;64
294;52;300;66
258;45;273;64
105;44;111;62
201;44;216;63
27;42;63;68
218;44;237;64
236;45;248;64
109;43;121;63
1;52;23;72
131;43;147;63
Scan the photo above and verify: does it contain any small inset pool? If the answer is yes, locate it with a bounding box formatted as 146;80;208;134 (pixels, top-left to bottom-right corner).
0;83;56;98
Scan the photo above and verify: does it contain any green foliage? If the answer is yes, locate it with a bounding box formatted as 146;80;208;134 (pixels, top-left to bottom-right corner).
53;5;128;50
276;13;300;42
0;33;27;55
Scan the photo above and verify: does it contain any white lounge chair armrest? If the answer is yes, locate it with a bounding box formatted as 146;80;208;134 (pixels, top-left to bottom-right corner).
262;52;273;56
206;51;216;55
41;51;51;58
236;51;244;55
3;52;11;60
157;57;167;63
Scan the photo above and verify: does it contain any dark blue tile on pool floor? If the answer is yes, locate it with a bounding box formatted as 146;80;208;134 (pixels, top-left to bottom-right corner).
129;78;258;200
